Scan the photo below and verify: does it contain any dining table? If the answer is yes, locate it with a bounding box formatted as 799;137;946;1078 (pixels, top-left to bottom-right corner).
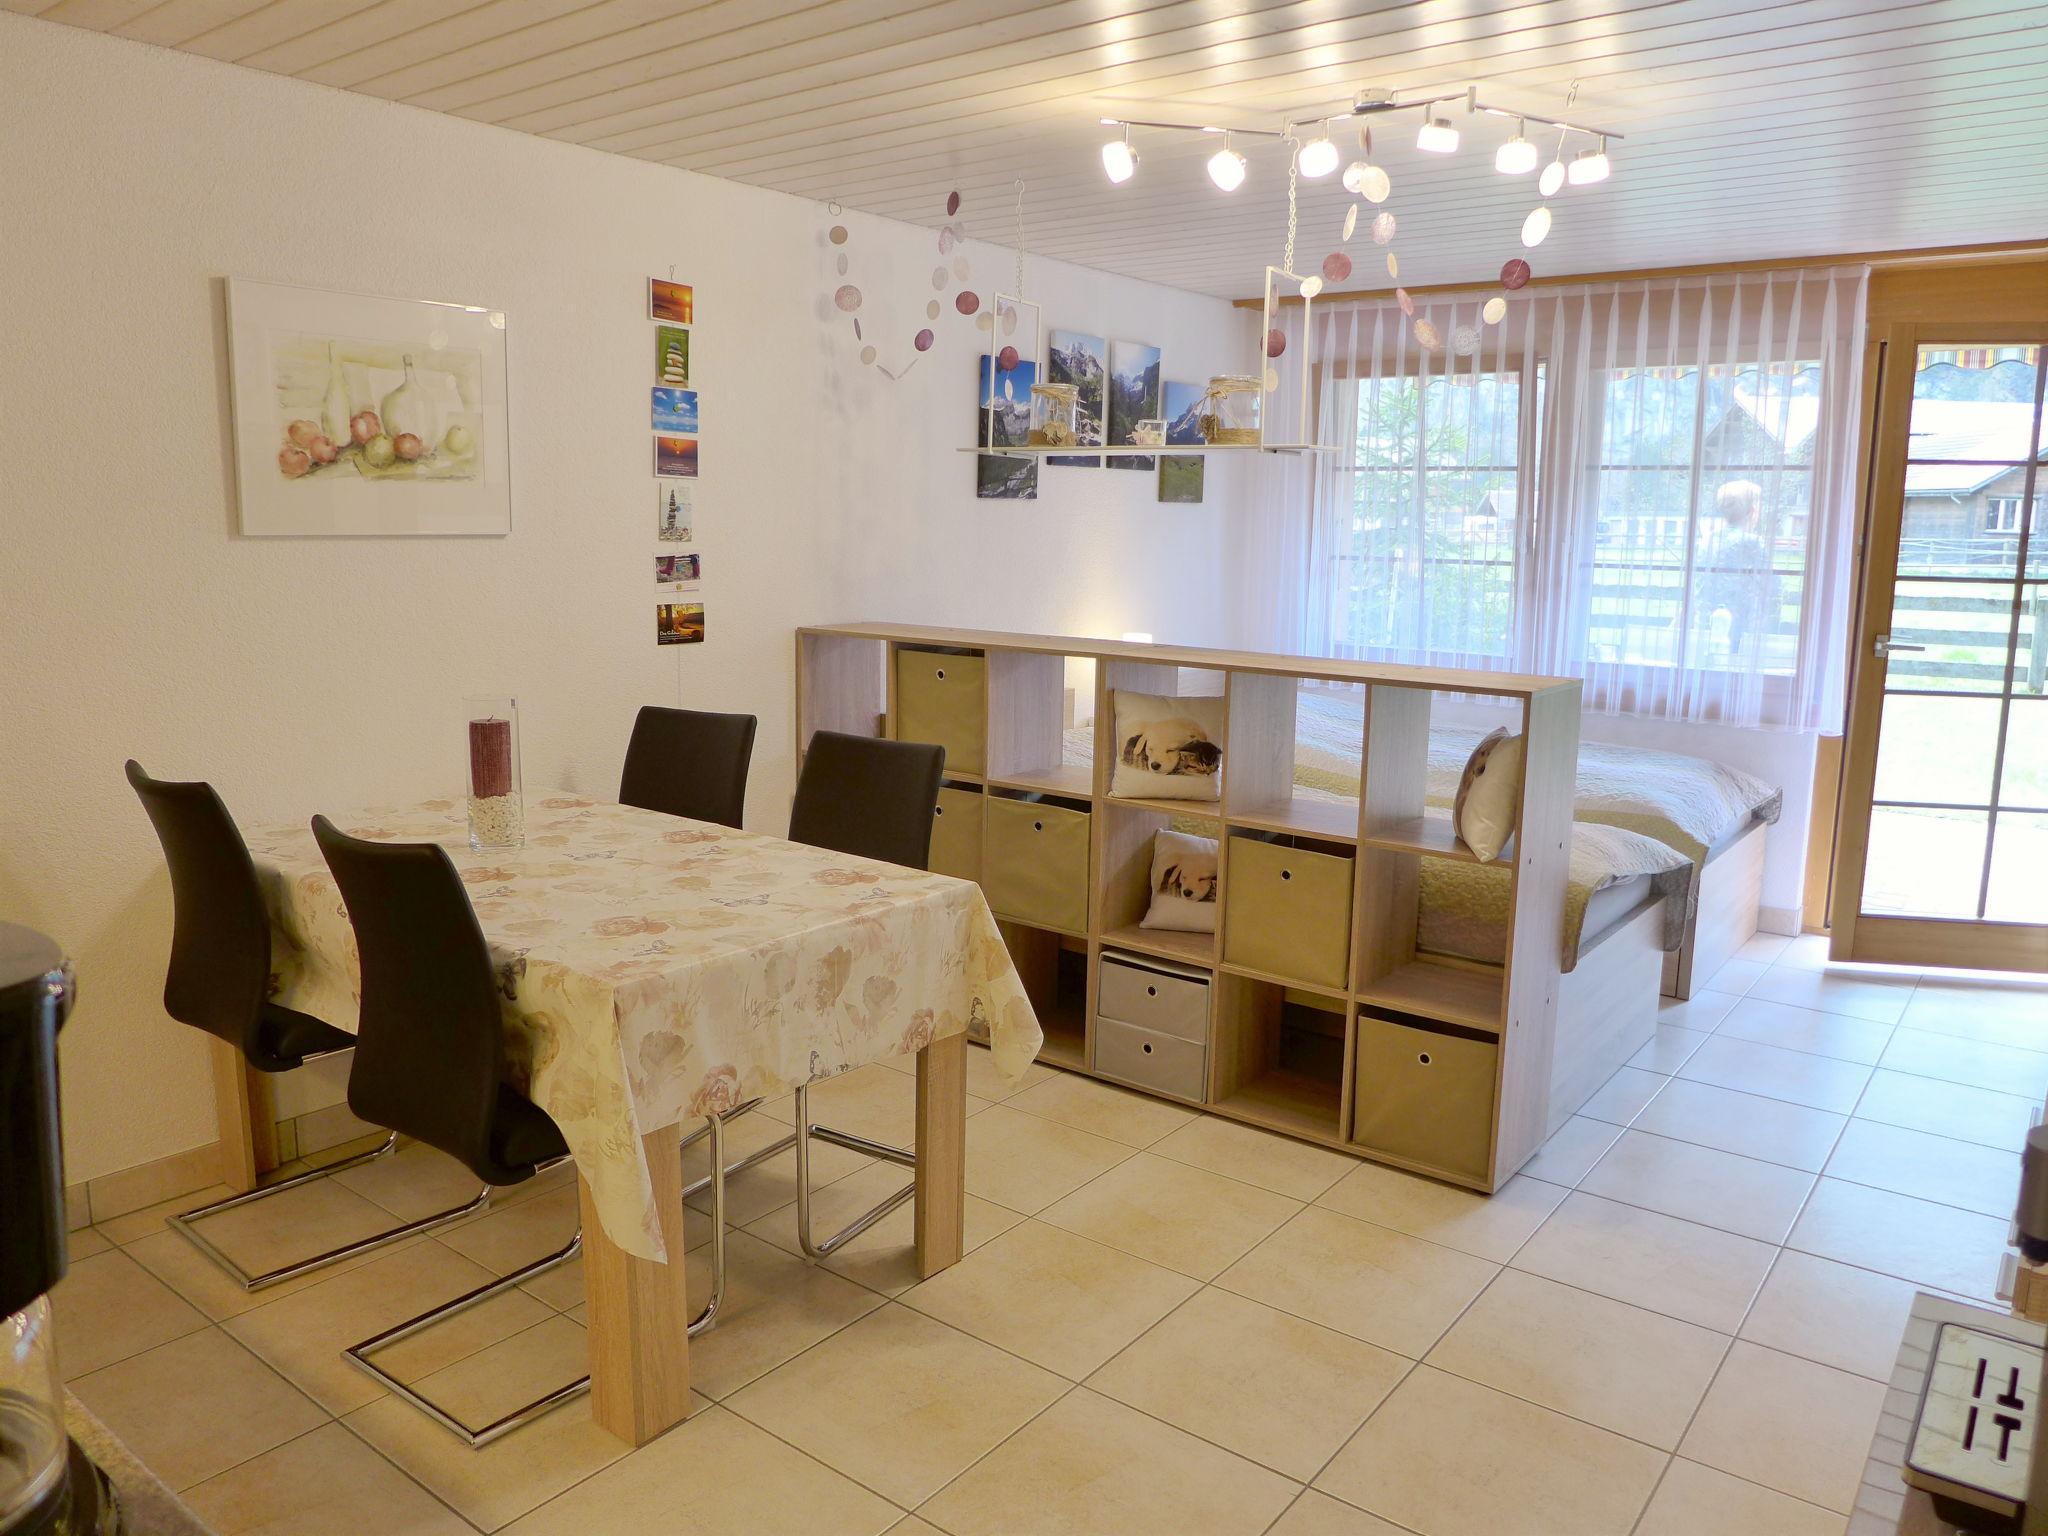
231;791;1043;1446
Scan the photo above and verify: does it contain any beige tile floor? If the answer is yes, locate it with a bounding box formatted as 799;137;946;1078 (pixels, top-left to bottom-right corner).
57;936;2048;1536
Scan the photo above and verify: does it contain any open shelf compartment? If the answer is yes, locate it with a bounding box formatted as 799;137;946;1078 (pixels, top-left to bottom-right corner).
797;631;887;753
1222;673;1361;843
997;920;1088;1071
1096;798;1217;968
1209;971;1347;1141
1098;656;1228;813
986;648;1098;797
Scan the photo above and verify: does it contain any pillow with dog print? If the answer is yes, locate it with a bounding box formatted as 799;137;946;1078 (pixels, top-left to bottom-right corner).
1110;690;1225;802
1453;727;1524;862
1142;828;1220;932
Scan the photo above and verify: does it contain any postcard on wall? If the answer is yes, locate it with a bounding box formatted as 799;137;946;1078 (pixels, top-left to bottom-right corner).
655;553;701;590
977;354;1037;500
1158;380;1206;504
656;481;694;542
654;434;698;477
226;278;511;536
658;602;705;645
1107;338;1162;472
651;387;699;434
649;279;694;324
656;325;689;386
1046;329;1105;467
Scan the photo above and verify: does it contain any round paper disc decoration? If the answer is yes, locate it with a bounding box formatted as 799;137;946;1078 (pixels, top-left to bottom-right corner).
1500;258;1532;290
853;317;862;339
834;284;862;312
1414;318;1441;351
997;345;1019;371
932;266;948;289
951;255;971;281
1265;327;1287;359
836;253;849;276
1299;275;1324;300
1360;164;1391;203
1451;325;1480;356
1482;295;1508;325
1387;252;1400;280
1264;366;1281;392
860;345;877;365
955;290;980;315
976;311;994;332
829;224;848;244
945;190;961;216
938;226;956;254
1000;304;1019;336
1371;211;1397;245
1322;251;1352;282
1342;204;1359;241
926;299;941;320
1395;287;1414;316
1521;205;1552;248
1539;160;1565;197
914;328;935;351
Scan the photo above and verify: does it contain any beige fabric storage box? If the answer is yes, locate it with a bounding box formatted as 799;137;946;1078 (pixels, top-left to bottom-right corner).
1222;836;1354;990
981;797;1090;932
1098;953;1209;1045
1094;1016;1207;1103
894;649;985;776
1350;1014;1497;1180
929;786;983;884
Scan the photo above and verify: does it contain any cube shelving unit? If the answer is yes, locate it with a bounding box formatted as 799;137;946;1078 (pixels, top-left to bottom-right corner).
795;623;1585;1191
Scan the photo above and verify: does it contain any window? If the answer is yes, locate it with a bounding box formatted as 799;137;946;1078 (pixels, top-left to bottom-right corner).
1985;496;2044;535
1589;361;1817;681
1333;364;1532;665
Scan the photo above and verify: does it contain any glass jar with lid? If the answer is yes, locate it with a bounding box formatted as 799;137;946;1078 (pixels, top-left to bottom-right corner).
1028;383;1080;448
1200;375;1262;445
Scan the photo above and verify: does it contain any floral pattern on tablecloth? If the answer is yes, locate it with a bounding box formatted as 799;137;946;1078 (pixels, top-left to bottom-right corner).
244;796;1041;1262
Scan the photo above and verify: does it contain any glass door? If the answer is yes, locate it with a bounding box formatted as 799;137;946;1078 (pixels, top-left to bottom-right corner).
1835;327;2048;970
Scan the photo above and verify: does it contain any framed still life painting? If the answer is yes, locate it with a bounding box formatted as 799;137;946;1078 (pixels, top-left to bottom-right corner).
226;278;512;537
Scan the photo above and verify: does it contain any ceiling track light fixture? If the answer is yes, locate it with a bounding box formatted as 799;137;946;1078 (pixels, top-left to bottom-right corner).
1100;123;1137;184
1206;131;1247;192
1094;87;1621;189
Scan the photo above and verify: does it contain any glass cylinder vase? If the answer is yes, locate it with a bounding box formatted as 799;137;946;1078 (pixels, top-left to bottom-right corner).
465;696;524;850
1027;382;1079;448
1200;375;1262;445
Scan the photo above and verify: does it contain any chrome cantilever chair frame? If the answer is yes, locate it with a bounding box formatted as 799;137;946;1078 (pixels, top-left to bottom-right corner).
166;1049;495;1292
341;1119;727;1449
679;1084;916;1261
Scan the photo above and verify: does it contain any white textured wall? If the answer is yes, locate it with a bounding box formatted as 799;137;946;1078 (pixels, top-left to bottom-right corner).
0;14;1247;1183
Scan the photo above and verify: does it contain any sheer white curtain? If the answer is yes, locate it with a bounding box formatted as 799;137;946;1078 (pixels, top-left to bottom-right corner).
1252;265;1868;731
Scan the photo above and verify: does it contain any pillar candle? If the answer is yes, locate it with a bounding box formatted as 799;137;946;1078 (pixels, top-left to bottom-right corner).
469;717;512;799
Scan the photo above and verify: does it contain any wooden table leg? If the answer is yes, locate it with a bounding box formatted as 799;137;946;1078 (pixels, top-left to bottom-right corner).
914;1033;967;1279
211;1036;277;1193
579;1122;692;1446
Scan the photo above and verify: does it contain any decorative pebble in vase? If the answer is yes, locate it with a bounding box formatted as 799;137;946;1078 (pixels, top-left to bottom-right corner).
466;697;524;849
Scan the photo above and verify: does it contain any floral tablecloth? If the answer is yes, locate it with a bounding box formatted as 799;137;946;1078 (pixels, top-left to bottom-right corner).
243;795;1042;1262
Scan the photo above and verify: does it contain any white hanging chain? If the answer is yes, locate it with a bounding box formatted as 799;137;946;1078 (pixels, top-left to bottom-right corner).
1012;178;1027;302
1283;135;1299;275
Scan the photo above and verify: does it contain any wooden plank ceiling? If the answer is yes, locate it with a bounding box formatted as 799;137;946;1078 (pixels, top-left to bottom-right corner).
11;0;2047;298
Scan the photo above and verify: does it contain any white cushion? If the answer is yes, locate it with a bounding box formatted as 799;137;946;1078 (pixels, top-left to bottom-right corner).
1453;728;1524;861
1140;829;1219;932
1109;690;1224;802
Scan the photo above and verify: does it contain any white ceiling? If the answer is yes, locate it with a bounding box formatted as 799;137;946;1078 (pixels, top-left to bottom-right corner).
12;0;2048;298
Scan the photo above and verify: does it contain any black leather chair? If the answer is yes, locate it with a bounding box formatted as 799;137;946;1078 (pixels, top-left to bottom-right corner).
681;732;946;1261
313;817;727;1447
126;760;477;1291
619;706;757;828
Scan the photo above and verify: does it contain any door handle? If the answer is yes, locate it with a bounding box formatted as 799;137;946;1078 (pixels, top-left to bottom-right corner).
1874;634;1925;658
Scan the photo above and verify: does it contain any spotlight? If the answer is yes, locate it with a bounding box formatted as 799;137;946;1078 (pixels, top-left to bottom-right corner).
1100;125;1137;184
1416;112;1459;154
1297;132;1339;178
1207;134;1247;191
1495;120;1537;174
1567;136;1611;185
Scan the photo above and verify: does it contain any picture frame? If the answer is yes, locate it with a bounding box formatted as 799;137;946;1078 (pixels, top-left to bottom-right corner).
1107;338;1162;472
226;277;511;537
